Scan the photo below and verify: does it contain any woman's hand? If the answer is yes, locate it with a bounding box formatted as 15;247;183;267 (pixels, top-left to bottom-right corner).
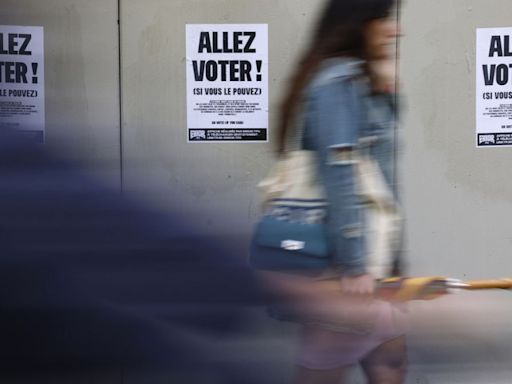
340;273;375;295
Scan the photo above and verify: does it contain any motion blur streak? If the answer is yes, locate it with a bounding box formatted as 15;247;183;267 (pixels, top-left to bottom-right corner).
0;129;266;383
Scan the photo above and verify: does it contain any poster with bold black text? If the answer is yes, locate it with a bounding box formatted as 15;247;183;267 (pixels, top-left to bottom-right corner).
186;24;268;142
476;27;512;147
0;26;44;142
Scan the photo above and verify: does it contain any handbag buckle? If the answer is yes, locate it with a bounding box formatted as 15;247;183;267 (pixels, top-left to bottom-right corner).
281;240;305;251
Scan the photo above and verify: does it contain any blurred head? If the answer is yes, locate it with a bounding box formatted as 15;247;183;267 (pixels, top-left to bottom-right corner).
363;14;400;60
313;0;397;60
277;0;399;153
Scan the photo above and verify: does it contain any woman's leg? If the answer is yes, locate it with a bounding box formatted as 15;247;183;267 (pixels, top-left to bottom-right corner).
361;336;407;384
292;335;406;384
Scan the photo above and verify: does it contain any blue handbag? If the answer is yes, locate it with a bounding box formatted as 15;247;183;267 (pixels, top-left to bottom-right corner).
249;151;332;273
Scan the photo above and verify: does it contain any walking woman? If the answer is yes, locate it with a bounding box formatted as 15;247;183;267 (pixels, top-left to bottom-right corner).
275;0;407;383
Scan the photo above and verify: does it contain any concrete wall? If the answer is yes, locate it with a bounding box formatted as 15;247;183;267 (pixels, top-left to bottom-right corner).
400;0;512;279
400;1;512;382
1;0;121;186
120;0;323;245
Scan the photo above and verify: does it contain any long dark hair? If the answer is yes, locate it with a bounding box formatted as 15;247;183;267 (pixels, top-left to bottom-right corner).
277;0;395;153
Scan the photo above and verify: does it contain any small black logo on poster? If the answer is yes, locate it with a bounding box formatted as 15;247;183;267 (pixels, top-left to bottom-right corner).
190;130;206;140
478;134;496;146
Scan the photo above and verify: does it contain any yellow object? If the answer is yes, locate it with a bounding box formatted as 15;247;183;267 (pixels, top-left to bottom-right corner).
466;278;512;290
379;276;448;301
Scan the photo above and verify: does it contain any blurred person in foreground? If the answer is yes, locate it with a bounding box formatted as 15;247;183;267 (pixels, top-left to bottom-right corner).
259;0;407;383
0;129;262;382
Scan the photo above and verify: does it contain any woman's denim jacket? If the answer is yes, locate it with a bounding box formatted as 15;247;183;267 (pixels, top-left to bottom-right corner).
301;59;399;276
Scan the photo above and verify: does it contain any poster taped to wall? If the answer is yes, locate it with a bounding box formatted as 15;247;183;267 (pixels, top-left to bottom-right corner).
0;25;45;143
186;24;268;142
476;27;512;147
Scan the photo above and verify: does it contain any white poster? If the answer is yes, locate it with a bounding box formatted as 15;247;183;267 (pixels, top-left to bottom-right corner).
0;26;45;142
476;27;512;147
186;24;268;142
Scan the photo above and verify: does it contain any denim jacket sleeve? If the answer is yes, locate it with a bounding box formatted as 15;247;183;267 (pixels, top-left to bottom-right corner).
302;75;367;276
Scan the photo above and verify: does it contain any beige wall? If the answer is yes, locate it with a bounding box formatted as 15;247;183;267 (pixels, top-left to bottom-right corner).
400;2;512;380
1;0;121;186
400;0;512;279
120;0;323;240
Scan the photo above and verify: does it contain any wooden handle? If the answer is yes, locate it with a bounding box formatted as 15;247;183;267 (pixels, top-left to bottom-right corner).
465;279;512;290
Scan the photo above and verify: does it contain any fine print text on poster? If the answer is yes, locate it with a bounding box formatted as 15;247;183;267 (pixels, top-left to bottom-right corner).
186;24;268;142
0;26;45;143
476;27;512;147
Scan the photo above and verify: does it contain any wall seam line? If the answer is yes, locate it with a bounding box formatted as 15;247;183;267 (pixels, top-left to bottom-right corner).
117;0;124;192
